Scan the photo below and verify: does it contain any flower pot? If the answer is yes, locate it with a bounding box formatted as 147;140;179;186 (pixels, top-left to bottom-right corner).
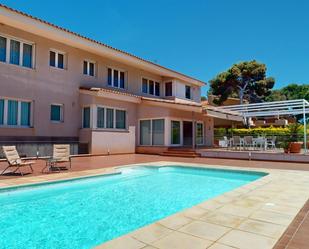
289;142;303;153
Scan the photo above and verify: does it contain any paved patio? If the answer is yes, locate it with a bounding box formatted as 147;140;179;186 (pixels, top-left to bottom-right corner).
1;154;309;249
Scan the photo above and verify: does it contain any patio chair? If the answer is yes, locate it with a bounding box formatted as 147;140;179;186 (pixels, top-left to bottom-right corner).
267;136;277;150
42;144;72;173
243;136;254;150
231;136;242;150
219;136;230;148
1;146;34;176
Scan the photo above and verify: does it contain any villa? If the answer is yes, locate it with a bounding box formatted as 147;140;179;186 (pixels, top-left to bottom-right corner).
0;4;221;156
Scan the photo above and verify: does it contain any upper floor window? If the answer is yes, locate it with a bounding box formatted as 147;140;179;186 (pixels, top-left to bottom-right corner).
50;50;65;69
0;98;32;127
0;35;34;68
83;60;95;76
142;78;160;96
185;85;192;99
50;104;64;122
165;82;173;97
108;68;125;89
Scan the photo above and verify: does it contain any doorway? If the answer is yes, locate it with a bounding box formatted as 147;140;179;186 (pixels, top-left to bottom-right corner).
183;121;193;146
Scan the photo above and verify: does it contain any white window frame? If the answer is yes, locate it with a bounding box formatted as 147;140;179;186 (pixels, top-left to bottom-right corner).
107;67;126;89
0;33;35;69
0;97;33;128
50;103;64;123
138;118;165;146
83;59;96;77
141;77;161;96
49;49;66;69
94;105;127;130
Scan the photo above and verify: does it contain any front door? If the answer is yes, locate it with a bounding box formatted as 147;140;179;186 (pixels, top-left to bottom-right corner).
183;121;193;146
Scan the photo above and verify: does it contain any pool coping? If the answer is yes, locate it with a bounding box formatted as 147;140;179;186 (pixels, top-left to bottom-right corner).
1;162;309;249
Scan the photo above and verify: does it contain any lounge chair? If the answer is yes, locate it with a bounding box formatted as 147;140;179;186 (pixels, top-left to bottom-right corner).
231;136;242;150
1;146;34;176
42;144;71;173
243;136;254;150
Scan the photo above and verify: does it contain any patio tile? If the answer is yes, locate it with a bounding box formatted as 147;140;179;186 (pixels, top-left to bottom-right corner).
250;210;294;226
182;206;209;219
152;231;213;249
179;220;230;241
237;219;286;239
130;223;172;244
217;204;256;217
95;235;145;249
158;213;193;230
261;203;299;216
218;230;276;249
208;243;236;249
198;199;223;210
200;211;245;228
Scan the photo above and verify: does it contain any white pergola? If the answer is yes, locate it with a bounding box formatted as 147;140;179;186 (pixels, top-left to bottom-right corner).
219;99;309;152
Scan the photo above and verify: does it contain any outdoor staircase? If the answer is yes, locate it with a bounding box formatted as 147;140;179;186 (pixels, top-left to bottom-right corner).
160;147;201;158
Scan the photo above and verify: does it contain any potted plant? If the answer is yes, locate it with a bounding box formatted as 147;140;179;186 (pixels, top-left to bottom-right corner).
283;123;303;153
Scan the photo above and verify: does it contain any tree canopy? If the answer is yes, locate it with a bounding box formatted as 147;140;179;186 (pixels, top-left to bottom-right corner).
266;83;309;102
209;60;275;105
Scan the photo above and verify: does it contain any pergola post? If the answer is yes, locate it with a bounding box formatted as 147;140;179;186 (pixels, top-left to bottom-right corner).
304;100;307;153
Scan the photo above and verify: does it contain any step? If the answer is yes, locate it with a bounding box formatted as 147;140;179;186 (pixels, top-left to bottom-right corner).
160;152;201;158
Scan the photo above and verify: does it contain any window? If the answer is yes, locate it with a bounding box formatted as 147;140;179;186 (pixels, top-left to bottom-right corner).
97;107;105;128
95;107;126;129
142;78;148;94
50;104;63;122
83;107;90;128
139;119;164;146
21;102;31;126
50;50;65;69
83;60;95;76
142;78;160;96
152;119;164;145
185;85;191;99
140;120;151;145
0;98;32;127
108;68;125;89
0;35;34;68
0;99;4;125
0;36;6;62
106;108;114;128
196;123;204;145
116;110;126;129
7;100;18;125
171;120;180;144
165;82;173;97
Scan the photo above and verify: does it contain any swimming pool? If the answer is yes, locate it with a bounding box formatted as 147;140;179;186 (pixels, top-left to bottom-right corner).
0;165;266;249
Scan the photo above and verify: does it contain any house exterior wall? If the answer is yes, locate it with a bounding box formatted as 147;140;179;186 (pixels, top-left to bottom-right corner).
0;22;212;156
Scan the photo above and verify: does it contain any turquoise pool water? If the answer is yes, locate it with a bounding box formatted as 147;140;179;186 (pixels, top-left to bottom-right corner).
0;166;266;249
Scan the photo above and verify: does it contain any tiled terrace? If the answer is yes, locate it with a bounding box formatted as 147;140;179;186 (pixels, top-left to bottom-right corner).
1;154;309;249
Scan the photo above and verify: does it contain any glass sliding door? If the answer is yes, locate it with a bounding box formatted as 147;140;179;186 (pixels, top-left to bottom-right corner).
196;122;204;145
140;120;151;145
171;121;181;145
106;108;114;128
152;119;164;145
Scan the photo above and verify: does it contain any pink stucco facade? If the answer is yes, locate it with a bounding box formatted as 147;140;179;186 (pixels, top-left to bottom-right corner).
0;5;214;155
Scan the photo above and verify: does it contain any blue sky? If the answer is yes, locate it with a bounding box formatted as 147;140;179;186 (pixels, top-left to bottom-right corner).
2;0;309;96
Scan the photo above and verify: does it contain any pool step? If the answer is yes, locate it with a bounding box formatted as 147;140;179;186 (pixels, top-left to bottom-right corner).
160;148;201;158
